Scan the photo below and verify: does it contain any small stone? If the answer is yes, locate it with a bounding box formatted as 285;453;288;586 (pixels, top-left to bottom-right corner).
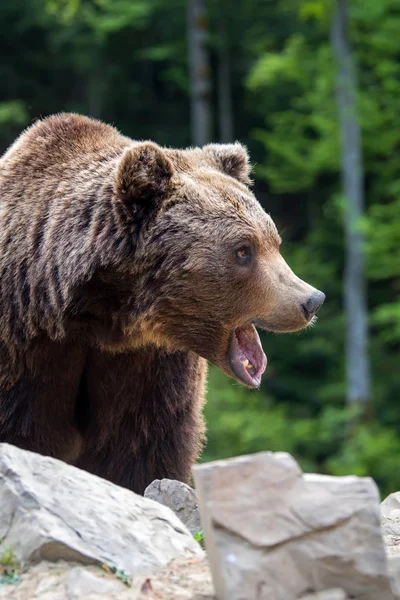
144;479;201;535
193;452;394;600
66;567;122;598
300;590;347;600
382;492;400;558
381;492;400;598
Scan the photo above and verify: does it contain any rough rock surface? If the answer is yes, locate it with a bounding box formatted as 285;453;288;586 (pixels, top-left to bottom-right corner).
381;492;400;597
193;451;394;600
0;557;215;599
382;492;400;558
144;479;201;535
0;444;202;576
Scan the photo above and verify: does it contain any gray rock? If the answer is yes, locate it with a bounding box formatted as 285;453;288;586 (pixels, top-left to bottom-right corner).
0;443;202;576
144;479;201;535
193;452;394;600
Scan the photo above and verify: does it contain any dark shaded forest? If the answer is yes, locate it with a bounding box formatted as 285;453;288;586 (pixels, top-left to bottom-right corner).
1;0;399;495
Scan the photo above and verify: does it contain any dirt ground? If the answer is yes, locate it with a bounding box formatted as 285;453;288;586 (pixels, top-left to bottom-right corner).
0;556;216;600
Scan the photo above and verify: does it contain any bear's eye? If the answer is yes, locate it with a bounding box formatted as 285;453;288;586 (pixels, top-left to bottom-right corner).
234;244;253;266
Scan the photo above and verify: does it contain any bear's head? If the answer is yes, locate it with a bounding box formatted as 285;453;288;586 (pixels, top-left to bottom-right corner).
111;141;325;388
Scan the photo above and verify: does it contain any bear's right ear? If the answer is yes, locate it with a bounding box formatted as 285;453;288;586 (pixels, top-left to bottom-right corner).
114;142;174;213
203;143;252;185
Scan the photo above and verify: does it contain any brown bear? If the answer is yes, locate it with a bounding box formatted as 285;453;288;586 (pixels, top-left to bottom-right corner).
0;113;324;493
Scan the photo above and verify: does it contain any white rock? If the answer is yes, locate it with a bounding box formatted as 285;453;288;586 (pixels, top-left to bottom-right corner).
144;479;201;535
193;452;394;600
0;444;202;576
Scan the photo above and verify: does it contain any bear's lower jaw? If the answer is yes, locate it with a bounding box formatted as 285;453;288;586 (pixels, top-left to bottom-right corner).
228;323;267;388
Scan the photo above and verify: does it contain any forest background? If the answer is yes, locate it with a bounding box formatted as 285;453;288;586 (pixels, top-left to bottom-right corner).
1;0;399;496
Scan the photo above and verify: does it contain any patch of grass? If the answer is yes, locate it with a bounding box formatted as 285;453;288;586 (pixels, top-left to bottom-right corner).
193;529;205;548
0;545;22;587
99;563;132;587
0;546;19;568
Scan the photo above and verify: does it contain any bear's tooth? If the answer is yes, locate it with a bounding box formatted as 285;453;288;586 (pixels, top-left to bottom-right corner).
243;360;255;371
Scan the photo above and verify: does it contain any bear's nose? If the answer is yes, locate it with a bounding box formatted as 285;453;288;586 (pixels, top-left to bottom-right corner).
302;290;325;320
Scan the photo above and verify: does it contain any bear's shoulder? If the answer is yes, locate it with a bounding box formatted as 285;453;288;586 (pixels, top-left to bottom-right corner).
1;113;131;169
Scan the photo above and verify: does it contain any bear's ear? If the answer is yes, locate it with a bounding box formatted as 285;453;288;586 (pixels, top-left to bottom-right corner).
203;143;252;185
114;142;174;208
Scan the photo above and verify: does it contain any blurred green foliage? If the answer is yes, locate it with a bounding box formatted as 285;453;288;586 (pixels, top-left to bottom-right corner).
0;0;399;497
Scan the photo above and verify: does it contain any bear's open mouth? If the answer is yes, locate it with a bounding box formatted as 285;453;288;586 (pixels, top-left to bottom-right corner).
228;323;267;388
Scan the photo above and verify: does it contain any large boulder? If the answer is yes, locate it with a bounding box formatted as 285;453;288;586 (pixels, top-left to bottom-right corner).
193;451;394;600
0;443;202;576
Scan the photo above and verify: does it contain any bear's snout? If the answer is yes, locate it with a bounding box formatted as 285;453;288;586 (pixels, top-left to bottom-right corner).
252;253;326;335
301;290;325;321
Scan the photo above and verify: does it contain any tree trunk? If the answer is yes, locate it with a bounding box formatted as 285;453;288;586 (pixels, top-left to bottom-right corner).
331;0;371;405
187;0;212;146
217;21;233;143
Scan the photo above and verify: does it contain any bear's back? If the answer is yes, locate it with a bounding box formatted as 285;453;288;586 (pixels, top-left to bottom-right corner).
0;114;133;345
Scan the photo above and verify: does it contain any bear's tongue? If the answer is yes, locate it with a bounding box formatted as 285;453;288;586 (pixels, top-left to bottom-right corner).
228;323;267;388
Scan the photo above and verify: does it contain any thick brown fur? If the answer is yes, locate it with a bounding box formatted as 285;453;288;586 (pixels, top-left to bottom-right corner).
0;113;323;493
